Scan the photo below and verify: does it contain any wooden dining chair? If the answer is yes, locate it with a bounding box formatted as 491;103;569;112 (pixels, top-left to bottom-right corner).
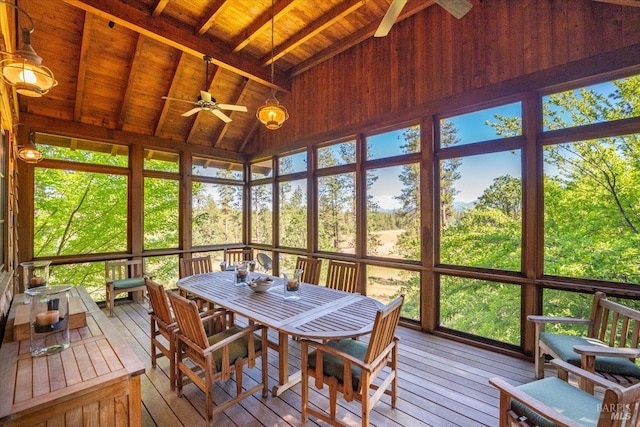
167;291;268;423
295;257;322;285
301;295;404;427
179;255;213;277
326;260;360;293
491;358;640;426
105;259;149;317
224;248;255;271
146;279;224;390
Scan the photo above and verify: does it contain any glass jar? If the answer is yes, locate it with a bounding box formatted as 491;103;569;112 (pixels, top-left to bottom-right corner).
21;260;52;290
26;285;72;357
283;269;303;300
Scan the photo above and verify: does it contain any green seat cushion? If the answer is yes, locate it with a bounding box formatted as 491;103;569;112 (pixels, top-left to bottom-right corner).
540;332;640;378
512;377;601;427
112;277;146;289
207;326;262;371
308;339;368;391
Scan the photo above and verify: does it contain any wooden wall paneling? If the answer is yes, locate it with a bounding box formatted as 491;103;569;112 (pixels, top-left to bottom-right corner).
508;1;525;79
478;1;495;87
492;2;508;84
450;9;464;96
430;9;444;101
534;0;552;71
521;0;537;75
550;1;570;68
567;1;586;63
413;10;427;107
440;11;454;98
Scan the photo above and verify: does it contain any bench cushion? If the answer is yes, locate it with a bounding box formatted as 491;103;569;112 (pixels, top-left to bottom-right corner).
512;377;601;427
541;332;640;378
308;339;368;391
112;277;146;289
207;325;262;371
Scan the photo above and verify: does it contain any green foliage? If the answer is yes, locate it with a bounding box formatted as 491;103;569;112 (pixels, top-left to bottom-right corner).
144;178;179;249
34;169;127;256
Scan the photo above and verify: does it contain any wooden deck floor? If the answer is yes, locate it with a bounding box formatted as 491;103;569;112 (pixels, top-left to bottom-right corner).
108;300;536;427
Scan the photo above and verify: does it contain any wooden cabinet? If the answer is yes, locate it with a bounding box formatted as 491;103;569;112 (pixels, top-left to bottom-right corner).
0;287;144;426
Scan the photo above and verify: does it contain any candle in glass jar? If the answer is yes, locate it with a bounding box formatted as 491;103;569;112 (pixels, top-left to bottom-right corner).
35;310;59;326
287;279;298;290
30;276;46;286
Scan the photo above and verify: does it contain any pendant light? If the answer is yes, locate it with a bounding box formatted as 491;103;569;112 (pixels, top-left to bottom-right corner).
256;0;288;130
17;131;42;163
0;1;57;97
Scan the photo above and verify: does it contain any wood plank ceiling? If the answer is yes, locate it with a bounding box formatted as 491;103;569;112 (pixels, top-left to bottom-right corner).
4;0;435;154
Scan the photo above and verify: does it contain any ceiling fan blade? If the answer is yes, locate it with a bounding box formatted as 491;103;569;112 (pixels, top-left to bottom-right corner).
200;90;212;103
374;0;407;37
211;109;232;123
182;107;202;117
162;96;197;105
435;0;473;19
217;103;248;112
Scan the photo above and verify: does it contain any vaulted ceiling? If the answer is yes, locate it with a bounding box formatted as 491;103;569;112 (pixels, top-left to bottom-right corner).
1;0;443;155
2;0;638;156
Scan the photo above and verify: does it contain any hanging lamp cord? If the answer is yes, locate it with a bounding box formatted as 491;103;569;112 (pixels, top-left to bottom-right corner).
269;0;275;97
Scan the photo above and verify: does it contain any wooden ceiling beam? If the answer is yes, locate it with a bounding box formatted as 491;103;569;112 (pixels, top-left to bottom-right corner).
186;65;223;142
263;0;366;66
63;0;291;93
151;0;170;17
592;0;640;6
155;51;188;137
288;0;433;77
232;0;297;53
117;34;145;129
213;78;251;148
74;11;92;121
22;112;245;161
195;0;230;36
238;119;260;153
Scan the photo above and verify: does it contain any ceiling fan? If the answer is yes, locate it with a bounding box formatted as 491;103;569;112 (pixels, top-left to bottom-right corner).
162;56;248;123
374;0;473;37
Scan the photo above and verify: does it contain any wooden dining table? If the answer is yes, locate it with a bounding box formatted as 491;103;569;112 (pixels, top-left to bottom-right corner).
177;270;385;396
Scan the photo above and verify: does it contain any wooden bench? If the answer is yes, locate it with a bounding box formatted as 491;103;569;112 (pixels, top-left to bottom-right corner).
528;291;640;393
0;286;145;426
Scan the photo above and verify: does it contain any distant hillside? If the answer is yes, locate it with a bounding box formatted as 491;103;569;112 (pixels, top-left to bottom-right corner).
454;201;475;212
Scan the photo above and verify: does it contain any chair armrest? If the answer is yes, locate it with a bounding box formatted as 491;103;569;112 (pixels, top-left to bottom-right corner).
203;324;264;354
300;339;368;371
105;278;114;285
527;315;591;326
489;377;584;427
573;345;640;359
551;359;621;390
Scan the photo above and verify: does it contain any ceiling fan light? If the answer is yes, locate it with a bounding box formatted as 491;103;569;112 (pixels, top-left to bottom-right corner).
256;97;289;130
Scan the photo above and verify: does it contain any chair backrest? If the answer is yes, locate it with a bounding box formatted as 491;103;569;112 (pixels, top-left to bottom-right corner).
224;248;254;265
167;291;209;349
590;292;640;351
105;259;145;281
179;255;213;278
364;295;404;365
256;252;273;272
295;257;322;285
326;260;359;293
146;279;173;325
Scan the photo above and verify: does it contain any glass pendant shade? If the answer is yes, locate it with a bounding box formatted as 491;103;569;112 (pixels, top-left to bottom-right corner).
18;144;42;163
1;29;57;97
256;96;289;130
